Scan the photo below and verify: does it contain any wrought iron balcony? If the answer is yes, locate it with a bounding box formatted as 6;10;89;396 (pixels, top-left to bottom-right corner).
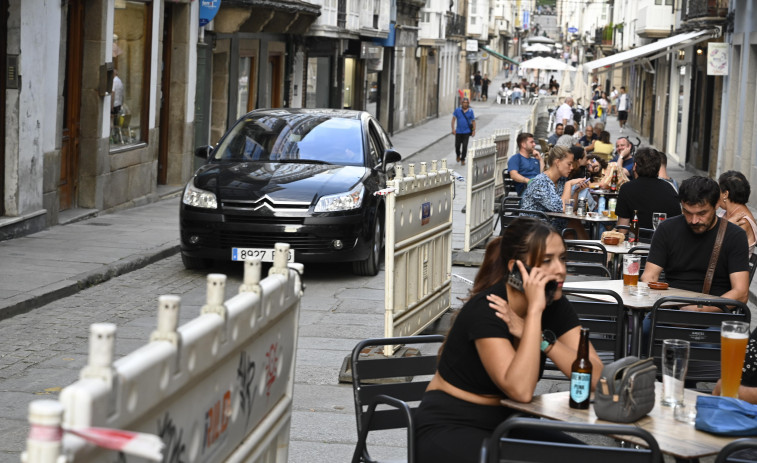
446;13;465;38
683;0;728;22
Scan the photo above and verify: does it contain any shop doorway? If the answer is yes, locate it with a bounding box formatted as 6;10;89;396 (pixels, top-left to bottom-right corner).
268;54;282;108
0;0;7;216
158;2;173;185
59;0;84;211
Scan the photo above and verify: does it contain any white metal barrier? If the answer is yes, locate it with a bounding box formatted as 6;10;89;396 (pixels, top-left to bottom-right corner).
463;138;497;252
23;244;304;463
384;161;454;344
492;129;510;198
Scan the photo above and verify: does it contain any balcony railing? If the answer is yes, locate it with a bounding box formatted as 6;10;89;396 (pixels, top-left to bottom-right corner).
684;0;728;21
446;13;465;38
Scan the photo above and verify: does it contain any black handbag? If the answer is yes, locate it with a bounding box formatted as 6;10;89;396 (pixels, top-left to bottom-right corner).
594;356;657;423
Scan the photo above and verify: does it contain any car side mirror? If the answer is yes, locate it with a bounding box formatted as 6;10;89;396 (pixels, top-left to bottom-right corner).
380;149;401;170
195;145;213;160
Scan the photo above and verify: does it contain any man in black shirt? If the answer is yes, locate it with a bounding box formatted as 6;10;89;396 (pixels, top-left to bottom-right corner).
615;147;681;231
642;176;750;309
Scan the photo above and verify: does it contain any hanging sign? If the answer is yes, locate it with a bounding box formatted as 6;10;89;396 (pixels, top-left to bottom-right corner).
199;0;221;27
707;42;729;76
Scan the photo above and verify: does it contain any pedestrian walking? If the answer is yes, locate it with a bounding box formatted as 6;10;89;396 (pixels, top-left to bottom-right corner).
451;97;476;165
473;71;482;101
481;74;491;102
609;87;618;115
617;86;629;132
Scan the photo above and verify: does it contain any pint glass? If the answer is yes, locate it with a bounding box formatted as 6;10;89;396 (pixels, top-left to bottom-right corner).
622;254;640;286
721;321;750;398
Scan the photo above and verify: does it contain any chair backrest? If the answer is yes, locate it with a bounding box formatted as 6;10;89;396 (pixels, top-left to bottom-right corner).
564;240;611;278
646;296;751;384
500;208;551;236
537;138;550;153
481;417;662;463
749;252;757;284
351;335;444;463
714;437;757;463
502;169;517;197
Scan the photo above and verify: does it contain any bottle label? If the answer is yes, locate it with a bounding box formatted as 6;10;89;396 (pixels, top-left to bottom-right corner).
570;372;591;403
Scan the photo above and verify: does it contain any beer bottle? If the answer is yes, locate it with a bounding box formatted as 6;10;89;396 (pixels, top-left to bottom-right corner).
629;209;639;244
610;169;618;192
569;327;592;409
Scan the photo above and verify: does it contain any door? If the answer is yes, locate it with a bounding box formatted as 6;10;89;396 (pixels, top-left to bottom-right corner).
158;3;173;185
0;0;7;215
59;0;84;210
268;55;282;108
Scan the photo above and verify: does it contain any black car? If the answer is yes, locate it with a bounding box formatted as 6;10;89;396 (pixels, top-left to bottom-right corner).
180;109;401;276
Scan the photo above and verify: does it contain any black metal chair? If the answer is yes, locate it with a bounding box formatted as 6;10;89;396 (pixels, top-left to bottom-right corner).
480;417;662;463
542;288;627;380
493;195;522;232
502;169;518;197
350;335;444;463
646;296;751;387
499;208;550;236
714;438;757;463
564;240;611;278
614;225;654;244
749;252;757;284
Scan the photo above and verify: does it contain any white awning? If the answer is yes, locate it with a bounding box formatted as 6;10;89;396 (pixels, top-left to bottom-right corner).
584;29;719;72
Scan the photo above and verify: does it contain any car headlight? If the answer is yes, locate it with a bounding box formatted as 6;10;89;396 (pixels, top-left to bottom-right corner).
182;179;218;209
314;184;365;212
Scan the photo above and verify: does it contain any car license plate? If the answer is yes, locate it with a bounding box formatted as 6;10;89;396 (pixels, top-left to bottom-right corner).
231;248;295;263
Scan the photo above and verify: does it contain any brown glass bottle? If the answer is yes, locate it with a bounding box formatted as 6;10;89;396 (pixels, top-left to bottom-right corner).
569;327;592;409
629;209;639;244
610;170;618;192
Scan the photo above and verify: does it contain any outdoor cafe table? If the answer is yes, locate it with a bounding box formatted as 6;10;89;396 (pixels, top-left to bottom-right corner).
544;211;617;239
563;279;712;356
500;383;738;461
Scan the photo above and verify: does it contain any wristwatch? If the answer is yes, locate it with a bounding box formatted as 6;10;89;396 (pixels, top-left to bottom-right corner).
540;330;556;353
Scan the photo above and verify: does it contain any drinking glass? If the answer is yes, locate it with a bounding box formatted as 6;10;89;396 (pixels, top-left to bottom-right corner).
652;212;667;230
721;321;750;398
622;254;640;286
662;339;690;406
564;199;574;215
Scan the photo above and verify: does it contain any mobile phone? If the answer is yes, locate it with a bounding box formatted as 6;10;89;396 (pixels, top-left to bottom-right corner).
507;263;558;304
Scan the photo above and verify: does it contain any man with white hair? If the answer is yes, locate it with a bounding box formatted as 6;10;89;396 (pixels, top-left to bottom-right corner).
555;97;575;127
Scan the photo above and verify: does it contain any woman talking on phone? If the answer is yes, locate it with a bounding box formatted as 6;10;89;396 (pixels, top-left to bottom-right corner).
521;145;591;238
414;218;603;463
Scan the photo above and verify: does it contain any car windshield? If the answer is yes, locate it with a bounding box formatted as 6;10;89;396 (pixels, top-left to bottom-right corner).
213;113;365;165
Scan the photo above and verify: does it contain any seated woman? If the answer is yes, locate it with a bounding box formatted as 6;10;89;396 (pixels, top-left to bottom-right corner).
719;170;757;256
592;130;614;162
414;218;603;463
520;145;591;238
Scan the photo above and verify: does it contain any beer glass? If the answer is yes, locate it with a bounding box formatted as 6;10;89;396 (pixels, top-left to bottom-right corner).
721;321;750;398
622;254;640;286
662;339;690;406
652;212;667;230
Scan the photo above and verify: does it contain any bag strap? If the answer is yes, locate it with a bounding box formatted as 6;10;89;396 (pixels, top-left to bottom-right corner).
703;217;729;294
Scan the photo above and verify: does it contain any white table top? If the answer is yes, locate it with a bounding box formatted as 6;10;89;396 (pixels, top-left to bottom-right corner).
563;279;711;310
579;239;649;255
545;211;618;223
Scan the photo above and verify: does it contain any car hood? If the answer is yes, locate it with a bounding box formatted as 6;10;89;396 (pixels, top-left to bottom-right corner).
194;162;368;203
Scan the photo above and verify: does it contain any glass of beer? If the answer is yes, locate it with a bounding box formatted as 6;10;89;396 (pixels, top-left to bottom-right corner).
721;321;750;398
622;254;640;286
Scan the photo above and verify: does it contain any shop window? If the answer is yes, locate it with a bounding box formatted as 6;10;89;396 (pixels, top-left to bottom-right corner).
111;0;152;148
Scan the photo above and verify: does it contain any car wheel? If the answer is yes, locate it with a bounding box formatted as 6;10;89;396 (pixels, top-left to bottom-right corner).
181;253;210;270
352;214;383;276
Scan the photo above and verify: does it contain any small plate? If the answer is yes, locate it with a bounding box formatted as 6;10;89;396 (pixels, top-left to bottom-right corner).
648;282;669;290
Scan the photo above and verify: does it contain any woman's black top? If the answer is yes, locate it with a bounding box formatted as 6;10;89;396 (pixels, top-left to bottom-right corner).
437;281;579;396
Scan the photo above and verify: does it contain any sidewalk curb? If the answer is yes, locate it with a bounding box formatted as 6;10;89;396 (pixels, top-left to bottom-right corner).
0;243;180;321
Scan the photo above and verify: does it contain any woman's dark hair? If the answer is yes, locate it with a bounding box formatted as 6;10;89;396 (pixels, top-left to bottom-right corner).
719;170;751;204
569;145;585;161
499;218;561;280
468;237;504;298
598;130;611;143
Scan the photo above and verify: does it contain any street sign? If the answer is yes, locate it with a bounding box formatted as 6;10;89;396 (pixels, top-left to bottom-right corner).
199;0;221;27
568;27;578;34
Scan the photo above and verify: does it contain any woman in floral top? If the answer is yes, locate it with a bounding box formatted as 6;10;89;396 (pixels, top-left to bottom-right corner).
521;145;590;238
